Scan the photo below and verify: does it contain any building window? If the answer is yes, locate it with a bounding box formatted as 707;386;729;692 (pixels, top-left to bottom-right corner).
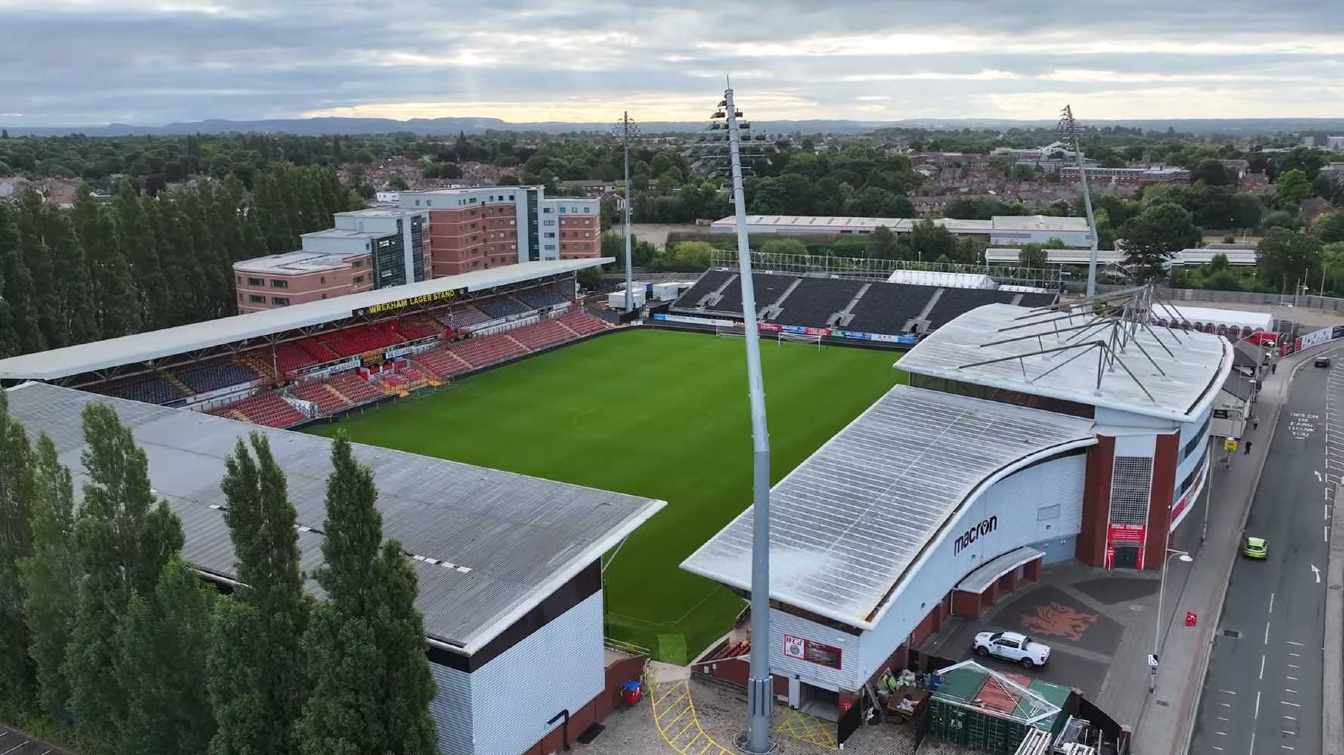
271;279;288;289
545;232;556;238
543;207;552;213
354;275;365;284
352;260;364;268
248;294;266;304
272;297;290;306
415;199;421;206
246;277;263;286
320;276;326;284
544;219;555;226
584;207;592;213
509;194;515;201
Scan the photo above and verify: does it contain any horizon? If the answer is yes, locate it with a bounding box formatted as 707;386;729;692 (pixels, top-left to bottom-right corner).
3;1;1344;127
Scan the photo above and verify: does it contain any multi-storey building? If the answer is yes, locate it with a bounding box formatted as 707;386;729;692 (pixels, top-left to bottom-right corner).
399;187;600;276
234;251;373;314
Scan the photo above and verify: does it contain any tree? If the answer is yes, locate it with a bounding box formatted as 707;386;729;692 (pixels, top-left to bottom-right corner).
19;435;80;721
844;186;913;217
15;191;65;348
1256;228;1321;292
865;226;901;260
1120;202;1202;281
0;203;45;354
66;402;185;752
0;389;36;710
908;220;958;262
118;557;216;755
209;434;310;755
1315;211;1344;245
1276;169;1312;205
1190;160;1233;187
1018;244;1049;268
758;238;807;255
113;178;170;328
296;436;437;755
576;265;602;290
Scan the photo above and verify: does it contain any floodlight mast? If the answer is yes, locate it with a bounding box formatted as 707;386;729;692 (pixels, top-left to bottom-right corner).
618;111;638;312
1060;105;1100;297
720;84;774;755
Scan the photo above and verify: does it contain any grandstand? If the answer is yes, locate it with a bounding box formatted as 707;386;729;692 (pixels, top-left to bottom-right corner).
667;267;1059;340
0;259;615;431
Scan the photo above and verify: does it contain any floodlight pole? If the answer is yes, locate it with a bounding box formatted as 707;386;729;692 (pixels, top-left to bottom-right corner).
621;111;635;313
1062;105;1100;297
724;84;774;755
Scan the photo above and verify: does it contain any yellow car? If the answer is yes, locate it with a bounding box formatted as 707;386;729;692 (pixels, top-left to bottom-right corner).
1243;536;1268;559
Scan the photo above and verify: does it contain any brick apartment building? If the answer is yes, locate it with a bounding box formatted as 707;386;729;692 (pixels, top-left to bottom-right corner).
399;187;601;276
234;206;430;313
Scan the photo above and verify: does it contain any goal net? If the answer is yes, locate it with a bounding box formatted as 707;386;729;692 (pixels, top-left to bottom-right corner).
715;323;745;338
778;331;822;350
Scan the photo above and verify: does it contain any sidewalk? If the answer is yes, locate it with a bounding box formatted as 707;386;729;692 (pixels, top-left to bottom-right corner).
1131;349;1302;754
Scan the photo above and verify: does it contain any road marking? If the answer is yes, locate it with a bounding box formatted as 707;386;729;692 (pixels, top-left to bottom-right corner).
1220;689;1238;695
1260;654;1266;679
1255;690;1261;719
1269;592;1275;614
1283;700;1302;707
1217;731;1228;736
1315;470;1322;482
0;742;29;755
1213;748;1224;752
1313;564;1322;583
1286;640;1304;646
1327;525;1331;543
1281;746;1294;751
1219;716;1230;721
1328;506;1332;520
1287;675;1298;681
1288;663;1300;669
1285;688;1297;694
1265;621;1271;645
1284;715;1297;721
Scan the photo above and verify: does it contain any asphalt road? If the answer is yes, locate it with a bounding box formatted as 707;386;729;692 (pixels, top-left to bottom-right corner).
0;725;63;755
1190;354;1337;755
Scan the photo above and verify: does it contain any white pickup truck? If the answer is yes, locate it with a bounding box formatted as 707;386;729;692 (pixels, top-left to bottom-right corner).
972;630;1052;669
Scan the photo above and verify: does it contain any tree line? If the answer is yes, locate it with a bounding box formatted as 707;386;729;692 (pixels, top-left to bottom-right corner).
0;393;438;754
0;165;360;359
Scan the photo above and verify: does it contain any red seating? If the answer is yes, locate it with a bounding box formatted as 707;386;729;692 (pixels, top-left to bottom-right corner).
327;372;385;405
414;347;472;379
210;391;305;429
394;317;441;342
509;320;573;351
316;324;404;359
290;380;350;416
445;333;528;368
557;311;609;336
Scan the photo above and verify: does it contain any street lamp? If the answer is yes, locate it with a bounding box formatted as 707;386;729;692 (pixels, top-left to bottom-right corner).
1150;548;1194;692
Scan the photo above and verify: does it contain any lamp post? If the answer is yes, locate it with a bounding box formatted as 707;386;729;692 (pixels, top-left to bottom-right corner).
1151;548;1194;692
716;84;774;755
1201;444;1212;543
1059;105;1099;297
615;112;639;313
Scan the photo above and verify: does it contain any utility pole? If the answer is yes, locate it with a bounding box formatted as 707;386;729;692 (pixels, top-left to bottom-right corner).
616;112;638;313
717;84;774;755
1060;105;1100;296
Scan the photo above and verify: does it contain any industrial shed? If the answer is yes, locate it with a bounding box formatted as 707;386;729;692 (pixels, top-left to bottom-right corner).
4;382;664;755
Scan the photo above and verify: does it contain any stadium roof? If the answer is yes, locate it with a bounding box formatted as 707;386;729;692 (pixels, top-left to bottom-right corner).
708;214;1088;237
681;385;1096;629
0;258;610;381
233;250;359;275
898;303;1233;421
1152;304;1272;332
5;382;664;656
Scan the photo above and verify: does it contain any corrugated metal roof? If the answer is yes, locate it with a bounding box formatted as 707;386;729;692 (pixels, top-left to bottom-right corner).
0;258;609;381
898;303;1232;421
5;382;663;655
681;385;1095;629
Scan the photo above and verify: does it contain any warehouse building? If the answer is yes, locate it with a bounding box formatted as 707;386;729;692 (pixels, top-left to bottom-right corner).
5;383;664;755
683;298;1230;724
708;214;1093;248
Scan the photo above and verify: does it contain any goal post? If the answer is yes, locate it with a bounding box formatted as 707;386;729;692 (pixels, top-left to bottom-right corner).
777;331;822;350
715;323;746;338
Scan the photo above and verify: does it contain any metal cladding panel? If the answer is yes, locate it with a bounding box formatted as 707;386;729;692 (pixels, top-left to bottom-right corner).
768;608;863;692
429;664;474;755
3;383;662;652
467;592;605;755
683;384;1095;629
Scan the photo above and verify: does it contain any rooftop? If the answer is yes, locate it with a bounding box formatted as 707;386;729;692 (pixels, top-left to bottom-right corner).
898;303;1232;421
709;214;1089;235
681;384;1096;628
234;250;359;275
5;383;664;655
0;258;611;381
335;207;423;218
301;228;384;241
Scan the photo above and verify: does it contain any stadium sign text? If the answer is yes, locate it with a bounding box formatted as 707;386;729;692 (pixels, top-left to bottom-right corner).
953;516;997;555
353;288;465;318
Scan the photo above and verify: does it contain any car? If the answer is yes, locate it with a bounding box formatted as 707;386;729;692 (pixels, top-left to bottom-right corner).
972;630;1051;669
1316;357;1331;368
1243;536;1268;559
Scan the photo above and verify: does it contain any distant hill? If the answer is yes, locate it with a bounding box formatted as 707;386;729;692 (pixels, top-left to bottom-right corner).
4;115;1344;138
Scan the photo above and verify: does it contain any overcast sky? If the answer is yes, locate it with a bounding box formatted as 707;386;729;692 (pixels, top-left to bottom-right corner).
3;0;1343;126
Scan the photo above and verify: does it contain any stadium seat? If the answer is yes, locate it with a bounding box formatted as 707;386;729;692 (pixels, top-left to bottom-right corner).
172;358;263;395
437;305;491;330
209;391;306;429
290;380;351;416
414;347;473;379
845;282;938;334
92;372;187;405
509;319;574;351
446;333;528;368
516;283;572;310
672;270;735;309
326;372;387;406
474;295;531;320
710;273;796;316
556;311;609;336
771;278;866;327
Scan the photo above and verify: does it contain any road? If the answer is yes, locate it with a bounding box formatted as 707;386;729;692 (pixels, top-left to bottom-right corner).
0;725;63;755
1190;354;1337;755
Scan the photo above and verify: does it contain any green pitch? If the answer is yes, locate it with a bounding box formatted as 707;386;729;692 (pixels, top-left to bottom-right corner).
309;329;903;659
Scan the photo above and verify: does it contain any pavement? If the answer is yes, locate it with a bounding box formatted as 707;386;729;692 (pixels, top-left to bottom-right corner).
1183;349;1344;755
0;725;66;755
920;562;1160;724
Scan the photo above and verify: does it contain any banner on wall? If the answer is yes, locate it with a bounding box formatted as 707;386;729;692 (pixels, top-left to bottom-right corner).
782;634;843;669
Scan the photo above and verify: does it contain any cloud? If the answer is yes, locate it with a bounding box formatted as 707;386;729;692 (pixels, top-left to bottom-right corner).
0;0;1341;125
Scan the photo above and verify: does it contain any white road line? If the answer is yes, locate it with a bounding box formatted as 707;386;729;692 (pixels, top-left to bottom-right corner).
1283;730;1296;736
1220;689;1239;695
1217;731;1228;736
1313;564;1322;583
1289;652;1302;657
1260;654;1266;679
1284;715;1297;721
1268;592;1275;614
1213;748;1224;752
0;742;29;755
1287;675;1298;681
1288;663;1300;669
1285;688;1297;694
1255;690;1262;719
1283;700;1302;707
1281;746;1294;751
1286;640;1305;646
1219;716;1230;721
1265;621;1271;645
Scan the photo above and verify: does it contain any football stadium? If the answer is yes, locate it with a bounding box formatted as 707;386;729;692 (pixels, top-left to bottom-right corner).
0;253;1245;752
